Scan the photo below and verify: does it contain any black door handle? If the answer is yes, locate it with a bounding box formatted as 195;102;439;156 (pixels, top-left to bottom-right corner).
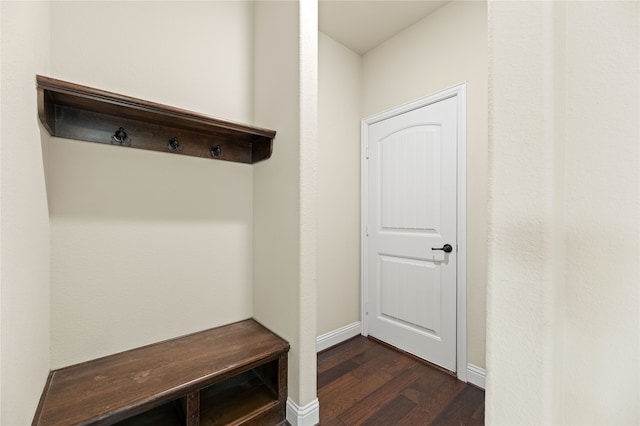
432;244;453;253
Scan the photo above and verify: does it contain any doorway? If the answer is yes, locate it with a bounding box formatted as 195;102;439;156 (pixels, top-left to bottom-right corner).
361;83;467;378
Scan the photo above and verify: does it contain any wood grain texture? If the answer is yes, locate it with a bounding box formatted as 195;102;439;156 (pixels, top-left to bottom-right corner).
36;75;275;164
33;319;289;426
184;392;200;426
317;336;484;426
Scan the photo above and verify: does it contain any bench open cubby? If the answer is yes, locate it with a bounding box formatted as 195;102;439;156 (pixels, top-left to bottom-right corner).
32;319;289;426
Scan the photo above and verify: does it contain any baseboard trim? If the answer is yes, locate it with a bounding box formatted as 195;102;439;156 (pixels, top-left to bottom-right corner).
466;363;486;389
286;398;319;426
316;322;361;352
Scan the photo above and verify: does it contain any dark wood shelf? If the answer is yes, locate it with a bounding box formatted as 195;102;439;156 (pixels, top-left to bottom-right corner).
115;402;184;426
199;368;280;425
33;319;289;426
36;75;276;164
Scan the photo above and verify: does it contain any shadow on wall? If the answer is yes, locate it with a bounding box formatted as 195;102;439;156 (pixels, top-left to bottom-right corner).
44;136;253;222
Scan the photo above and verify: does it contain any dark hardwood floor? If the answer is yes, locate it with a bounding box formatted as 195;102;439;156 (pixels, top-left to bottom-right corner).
317;336;485;425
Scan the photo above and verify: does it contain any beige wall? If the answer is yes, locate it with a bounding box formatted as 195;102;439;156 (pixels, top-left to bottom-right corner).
563;1;638;423
48;1;256;368
2;0;320;417
0;1;51;424
486;2;565;421
486;1;639;424
253;0;301;401
317;32;362;336
253;0;318;409
4;1;639;423
361;1;488;368
297;0;319;408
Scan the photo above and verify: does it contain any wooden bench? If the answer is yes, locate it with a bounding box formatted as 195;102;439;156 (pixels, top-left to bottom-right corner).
33;319;289;426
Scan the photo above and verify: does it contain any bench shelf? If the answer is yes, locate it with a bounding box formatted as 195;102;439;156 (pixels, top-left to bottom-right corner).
33;319;289;426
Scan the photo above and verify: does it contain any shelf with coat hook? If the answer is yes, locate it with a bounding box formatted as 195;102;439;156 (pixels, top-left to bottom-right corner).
36;75;276;164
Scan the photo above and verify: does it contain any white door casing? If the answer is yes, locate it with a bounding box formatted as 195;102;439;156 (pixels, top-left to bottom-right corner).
361;83;467;379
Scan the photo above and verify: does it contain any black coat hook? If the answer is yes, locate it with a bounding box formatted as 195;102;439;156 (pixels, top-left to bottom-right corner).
111;127;128;145
168;137;180;151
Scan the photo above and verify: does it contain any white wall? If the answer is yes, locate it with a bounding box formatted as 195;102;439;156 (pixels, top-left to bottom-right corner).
0;1;51;424
48;1;256;368
486;2;565;421
317;32;362;336
486;1;639;424
361;1;488;368
562;2;639;423
253;0;318;412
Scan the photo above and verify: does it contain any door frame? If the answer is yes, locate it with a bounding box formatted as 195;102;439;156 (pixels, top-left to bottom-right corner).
360;82;467;381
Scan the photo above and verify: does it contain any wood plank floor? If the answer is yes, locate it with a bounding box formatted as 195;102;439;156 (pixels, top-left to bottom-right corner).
317;336;485;425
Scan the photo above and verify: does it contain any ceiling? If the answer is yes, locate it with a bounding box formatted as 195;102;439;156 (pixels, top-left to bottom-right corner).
318;0;449;55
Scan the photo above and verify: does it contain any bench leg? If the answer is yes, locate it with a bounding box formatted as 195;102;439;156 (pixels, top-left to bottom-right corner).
183;391;200;426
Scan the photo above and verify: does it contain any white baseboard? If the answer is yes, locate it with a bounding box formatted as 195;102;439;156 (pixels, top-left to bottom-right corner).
316;321;362;352
466;363;486;389
286;398;319;426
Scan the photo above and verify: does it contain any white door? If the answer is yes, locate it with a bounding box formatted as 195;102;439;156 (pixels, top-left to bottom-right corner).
365;95;458;372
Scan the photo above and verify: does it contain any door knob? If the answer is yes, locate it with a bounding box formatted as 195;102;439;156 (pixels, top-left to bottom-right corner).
432;244;453;253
